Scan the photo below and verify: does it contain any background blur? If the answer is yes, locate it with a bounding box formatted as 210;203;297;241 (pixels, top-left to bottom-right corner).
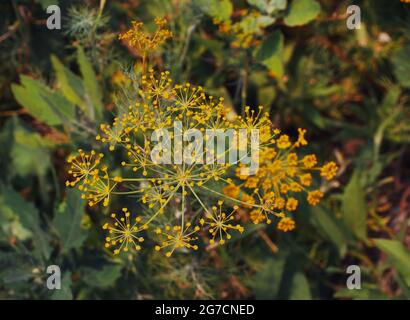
1;0;410;300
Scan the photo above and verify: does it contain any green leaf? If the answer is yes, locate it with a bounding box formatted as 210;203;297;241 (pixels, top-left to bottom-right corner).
238;15;276;34
342;171;367;241
374;239;410;287
21;75;75;121
10;122;55;177
258;86;276;110
77;46;104;119
256;31;284;77
391;45;410;89
284;0;320;27
196;0;233;22
246;256;286;298
51;272;73;300
82;265;123;289
51;55;86;112
11;83;58;125
0;187;51;262
0;252;35;286
0;188;32;240
247;0;287;14
53;189;88;254
308;205;349;258
288;272;311;300
12;75;75;126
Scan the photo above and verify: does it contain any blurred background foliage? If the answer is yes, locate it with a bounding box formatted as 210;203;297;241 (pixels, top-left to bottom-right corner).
1;0;410;300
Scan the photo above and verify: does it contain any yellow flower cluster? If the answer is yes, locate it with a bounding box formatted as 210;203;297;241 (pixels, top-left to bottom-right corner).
103;208;148;254
66;21;337;256
118;18;172;59
66;68;337;255
225;126;338;231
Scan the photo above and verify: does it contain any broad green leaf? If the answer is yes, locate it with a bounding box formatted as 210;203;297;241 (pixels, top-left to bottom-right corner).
22;75;75;121
284;0;320;27
83;265;123;289
0;252;35;286
53;189;88;254
12;83;59;125
288;272;311;300
391;45;410;89
258;86;276;110
12;82;57;126
12;75;75;126
246;256;286;299
11;123;54;177
308;205;348;258
51;55;86;112
196;0;233;22
374;239;410;287
238;15;276;34
77;46;104;119
247;0;287;14
0;187;51;262
0;188;32;240
51;272;73;300
0;185;32;240
256;31;284;77
342;171;367;241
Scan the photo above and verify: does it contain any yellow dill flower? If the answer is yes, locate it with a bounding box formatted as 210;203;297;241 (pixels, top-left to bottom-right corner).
276;134;291;149
286;197;298;211
200;201;244;245
82;166;116;207
233;106;273;144
320;161;338;180
154;223;200;257
295;128;308;147
241;193;256;208
287;153;298;166
243;176;259;188
223;184;241;198
249;209;266;224
66;150;103;187
66;63;338;252
103;208;147;254
118;18;172;59
300;173;312;186
97;120;132;151
141;69;173;100
307;190;323;205
229;128;336;228
302;154;317;168
140;181;172;210
277;217;296;232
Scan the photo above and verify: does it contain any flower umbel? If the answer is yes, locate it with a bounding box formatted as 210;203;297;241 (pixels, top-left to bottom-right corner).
154;223;200;257
103;208;148;254
200;201;244;245
66;21;338;255
119;18;172;60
